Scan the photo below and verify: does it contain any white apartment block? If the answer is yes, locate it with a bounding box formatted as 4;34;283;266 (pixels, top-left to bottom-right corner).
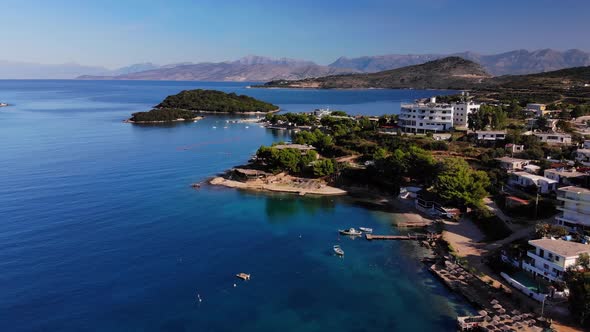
398;97;480;133
555;186;590;231
523;238;590;282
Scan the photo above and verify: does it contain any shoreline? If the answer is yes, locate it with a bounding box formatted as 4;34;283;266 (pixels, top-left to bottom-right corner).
209;175;347;196
123;116;204;124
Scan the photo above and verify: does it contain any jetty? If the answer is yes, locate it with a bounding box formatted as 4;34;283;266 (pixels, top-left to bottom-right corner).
365;233;439;241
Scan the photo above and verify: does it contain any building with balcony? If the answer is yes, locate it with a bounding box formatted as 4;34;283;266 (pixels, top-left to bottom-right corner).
544;168;588;187
555;186;590;231
398;97;454;133
452;101;480;128
495;157;530;171
534;132;572;145
508;172;557;194
398;97;481;133
475;130;507;142
523;238;590;282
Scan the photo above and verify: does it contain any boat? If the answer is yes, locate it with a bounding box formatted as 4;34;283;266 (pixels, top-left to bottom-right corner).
0;103;8;107
333;245;344;256
359;227;373;233
236;273;251;280
338;228;362;236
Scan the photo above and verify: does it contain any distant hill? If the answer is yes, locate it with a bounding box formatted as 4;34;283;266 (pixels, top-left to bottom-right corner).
260;57;491;89
77;56;359;82
328;49;590;76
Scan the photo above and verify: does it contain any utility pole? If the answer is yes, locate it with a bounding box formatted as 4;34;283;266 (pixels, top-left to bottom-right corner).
535;188;540;219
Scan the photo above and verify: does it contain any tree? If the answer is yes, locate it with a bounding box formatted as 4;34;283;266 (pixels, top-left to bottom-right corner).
312;159;335;177
434;157;490;209
491;109;508;130
536;116;549;131
579;253;590;270
565;258;590;327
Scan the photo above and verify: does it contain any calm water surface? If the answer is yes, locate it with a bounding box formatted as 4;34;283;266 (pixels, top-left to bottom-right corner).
0;80;471;331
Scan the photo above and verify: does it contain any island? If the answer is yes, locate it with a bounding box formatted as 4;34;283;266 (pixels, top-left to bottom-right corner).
126;89;279;123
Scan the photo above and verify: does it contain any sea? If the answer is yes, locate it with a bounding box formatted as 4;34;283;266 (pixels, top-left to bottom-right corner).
0;80;473;332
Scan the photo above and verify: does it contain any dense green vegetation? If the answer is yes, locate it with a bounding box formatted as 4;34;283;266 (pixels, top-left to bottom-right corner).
157;89;278;113
434;157;490;210
129;108;197;122
255;146;337;178
565;255;590;327
467;105;508;131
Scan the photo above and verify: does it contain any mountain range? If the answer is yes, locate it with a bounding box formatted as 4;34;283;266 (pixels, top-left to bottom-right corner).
260;57;590;105
329;49;590;76
2;49;589;80
261;57;492;89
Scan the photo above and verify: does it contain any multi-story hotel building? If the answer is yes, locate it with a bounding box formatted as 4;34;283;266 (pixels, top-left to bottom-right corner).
398;97;480;133
555;186;590;231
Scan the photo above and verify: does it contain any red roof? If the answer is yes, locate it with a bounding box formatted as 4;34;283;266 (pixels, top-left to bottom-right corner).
506;196;530;205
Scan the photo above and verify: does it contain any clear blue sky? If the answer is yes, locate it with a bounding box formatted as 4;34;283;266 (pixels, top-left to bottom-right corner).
0;0;588;68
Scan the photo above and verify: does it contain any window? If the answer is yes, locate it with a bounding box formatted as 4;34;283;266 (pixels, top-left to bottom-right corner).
543;263;549;269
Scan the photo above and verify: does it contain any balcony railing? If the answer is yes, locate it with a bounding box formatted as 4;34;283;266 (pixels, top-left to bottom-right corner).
527;251;564;272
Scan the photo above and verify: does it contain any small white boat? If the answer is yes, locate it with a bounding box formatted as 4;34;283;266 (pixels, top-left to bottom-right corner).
236;273;251;280
338;228;362;236
359;227;373;233
333;245;344;256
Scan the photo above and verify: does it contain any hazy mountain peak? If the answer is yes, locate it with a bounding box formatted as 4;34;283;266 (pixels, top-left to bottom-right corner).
232;55;317;67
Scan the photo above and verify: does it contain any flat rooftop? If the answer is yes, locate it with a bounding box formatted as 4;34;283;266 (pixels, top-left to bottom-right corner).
513;172;557;183
545;168;586;177
558;186;590;194
529;238;590;258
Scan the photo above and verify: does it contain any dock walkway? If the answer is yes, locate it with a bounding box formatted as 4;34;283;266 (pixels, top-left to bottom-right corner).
365;233;438;241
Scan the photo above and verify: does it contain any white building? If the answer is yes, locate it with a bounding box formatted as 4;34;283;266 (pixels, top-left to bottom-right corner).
505;143;525;154
534;132;572;145
575;149;590;166
509;172;557;194
475;130;507;141
398;97;454;133
523;238;590;282
398;97;480;133
495;157;529;171
451;101;480;128
555;186;590;231
544;168;587;186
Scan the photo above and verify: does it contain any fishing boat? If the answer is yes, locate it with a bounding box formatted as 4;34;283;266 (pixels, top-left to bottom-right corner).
359;227;373;233
236;273;251;280
338;228;362;236
333;245;344;256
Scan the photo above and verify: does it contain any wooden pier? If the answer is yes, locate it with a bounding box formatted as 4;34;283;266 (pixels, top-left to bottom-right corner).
365;233;436;241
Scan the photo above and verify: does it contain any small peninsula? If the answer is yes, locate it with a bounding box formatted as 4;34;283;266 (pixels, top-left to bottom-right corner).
156;89;278;114
126;89;279;123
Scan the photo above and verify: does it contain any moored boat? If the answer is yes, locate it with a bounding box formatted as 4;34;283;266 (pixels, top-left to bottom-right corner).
236;273;251;280
359;227;373;233
333;245;344;256
338;228;362;236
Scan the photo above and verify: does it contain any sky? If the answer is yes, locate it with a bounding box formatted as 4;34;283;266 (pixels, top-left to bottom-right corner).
0;0;589;68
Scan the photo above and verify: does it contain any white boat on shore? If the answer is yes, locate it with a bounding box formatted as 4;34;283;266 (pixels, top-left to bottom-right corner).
359;227;373;233
333;245;344;256
338;228;362;236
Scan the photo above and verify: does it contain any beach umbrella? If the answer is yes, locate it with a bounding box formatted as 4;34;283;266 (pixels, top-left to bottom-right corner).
493;315;501;322
485;315;492;322
511;309;520;315
512;315;521;321
478;310;488;316
491;299;499;305
493;304;502;309
498;308;506;314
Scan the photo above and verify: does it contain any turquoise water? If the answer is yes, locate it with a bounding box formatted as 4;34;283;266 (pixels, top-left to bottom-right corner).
0;80;471;331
